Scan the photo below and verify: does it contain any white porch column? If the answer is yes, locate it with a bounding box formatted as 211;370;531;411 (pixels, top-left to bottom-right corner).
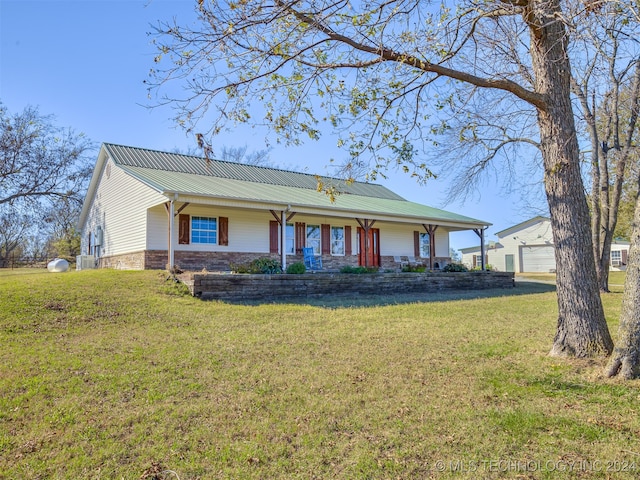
168;194;177;270
281;209;287;272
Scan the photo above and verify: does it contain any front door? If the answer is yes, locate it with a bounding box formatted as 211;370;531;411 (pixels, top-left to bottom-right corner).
357;227;380;267
505;254;515;272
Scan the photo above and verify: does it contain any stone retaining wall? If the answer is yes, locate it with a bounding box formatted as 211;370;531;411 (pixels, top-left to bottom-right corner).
182;271;515;301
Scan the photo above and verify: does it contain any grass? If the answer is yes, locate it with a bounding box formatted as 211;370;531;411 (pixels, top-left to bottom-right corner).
516;270;627;287
1;268;639;479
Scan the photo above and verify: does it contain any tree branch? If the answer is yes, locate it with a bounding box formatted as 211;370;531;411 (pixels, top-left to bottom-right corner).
277;1;547;110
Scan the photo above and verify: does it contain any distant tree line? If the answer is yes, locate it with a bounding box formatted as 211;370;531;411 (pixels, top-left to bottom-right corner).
0;103;94;267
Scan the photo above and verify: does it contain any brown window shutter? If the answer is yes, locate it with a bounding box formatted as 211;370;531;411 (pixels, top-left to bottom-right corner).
295;222;306;253
622;249;628;265
321;224;331;255
345;225;352;255
414;231;420;257
269;221;279;253
219;217;229;246
179;214;190;245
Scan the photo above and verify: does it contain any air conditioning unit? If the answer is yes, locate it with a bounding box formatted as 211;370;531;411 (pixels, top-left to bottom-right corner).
76;255;96;270
612;260;621;267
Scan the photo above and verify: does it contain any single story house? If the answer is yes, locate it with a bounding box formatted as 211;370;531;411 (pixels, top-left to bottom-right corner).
77;143;491;271
460;216;630;273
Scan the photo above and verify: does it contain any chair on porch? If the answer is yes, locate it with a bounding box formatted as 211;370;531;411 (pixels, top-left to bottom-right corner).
303;247;323;270
407;256;424;268
393;255;408;270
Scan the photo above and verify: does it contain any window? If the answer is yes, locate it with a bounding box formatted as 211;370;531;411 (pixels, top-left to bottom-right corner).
419;232;430;258
192;216;217;244
286;223;295;255
306;225;321;255
331;226;344;255
611;250;621;265
473;254;488;268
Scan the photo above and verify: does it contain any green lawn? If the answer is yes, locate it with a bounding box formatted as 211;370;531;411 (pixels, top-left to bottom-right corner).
517;270;627;288
1;269;639;479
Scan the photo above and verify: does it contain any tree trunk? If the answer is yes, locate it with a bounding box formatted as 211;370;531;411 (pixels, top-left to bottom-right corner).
596;149;628;293
606;194;640;379
526;0;613;357
591;147;606;292
596;145;612;292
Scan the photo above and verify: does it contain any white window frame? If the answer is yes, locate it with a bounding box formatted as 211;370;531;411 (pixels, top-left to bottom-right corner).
192;216;218;244
306;224;321;255
285;223;295;255
331;226;345;256
419;232;430;258
611;250;622;266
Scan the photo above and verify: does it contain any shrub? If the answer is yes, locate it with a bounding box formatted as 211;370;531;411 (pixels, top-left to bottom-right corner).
340;265;379;274
231;257;283;274
229;262;250;274
401;265;426;273
472;264;494;272
442;263;469;272
286;262;306;274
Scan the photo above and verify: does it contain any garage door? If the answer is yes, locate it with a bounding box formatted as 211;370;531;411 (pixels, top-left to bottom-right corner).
521;245;556;273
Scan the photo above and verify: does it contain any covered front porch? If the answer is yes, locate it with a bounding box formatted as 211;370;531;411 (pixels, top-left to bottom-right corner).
160;196;490;273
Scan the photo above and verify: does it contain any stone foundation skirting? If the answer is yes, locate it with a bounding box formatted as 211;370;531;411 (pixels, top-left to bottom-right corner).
98;250;453;272
182;271;515;301
98;251;147;270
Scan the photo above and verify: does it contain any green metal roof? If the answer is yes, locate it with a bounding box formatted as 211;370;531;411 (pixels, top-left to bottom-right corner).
101;143;490;228
104;143;404;201
494;216;549;237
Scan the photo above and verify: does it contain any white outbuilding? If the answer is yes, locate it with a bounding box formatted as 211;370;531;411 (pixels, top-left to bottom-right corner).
460;216;629;273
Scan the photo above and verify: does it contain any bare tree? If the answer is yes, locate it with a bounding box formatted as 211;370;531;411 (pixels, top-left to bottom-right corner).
0;103;93;267
219;145;273;166
43;196;83;261
569;6;640;292
0;104;93;207
0;206;29;267
149;0;615;357
172;143;273;166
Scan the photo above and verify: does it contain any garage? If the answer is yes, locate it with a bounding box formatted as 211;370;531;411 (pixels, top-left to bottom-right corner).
520;245;556;273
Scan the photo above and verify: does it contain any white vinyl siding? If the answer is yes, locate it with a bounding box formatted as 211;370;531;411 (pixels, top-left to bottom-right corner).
377;223;450;257
460;218;555;272
83;158;461;265
84;159;166;257
149;207;271;253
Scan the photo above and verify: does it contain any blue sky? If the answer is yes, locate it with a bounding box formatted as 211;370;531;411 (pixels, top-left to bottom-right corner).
0;0;544;251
